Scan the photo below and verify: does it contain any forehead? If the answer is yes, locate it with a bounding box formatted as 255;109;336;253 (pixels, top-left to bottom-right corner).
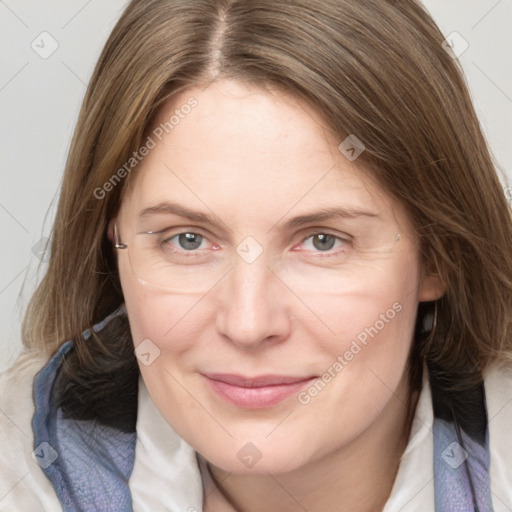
121;80;407;229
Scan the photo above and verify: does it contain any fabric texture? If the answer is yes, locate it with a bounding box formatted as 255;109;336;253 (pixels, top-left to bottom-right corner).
32;308;137;512
430;374;492;512
1;306;507;510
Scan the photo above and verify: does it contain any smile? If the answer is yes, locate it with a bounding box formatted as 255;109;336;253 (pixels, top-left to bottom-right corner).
202;373;317;408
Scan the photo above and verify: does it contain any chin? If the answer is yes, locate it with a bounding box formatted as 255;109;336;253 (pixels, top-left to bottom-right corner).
196;429;318;475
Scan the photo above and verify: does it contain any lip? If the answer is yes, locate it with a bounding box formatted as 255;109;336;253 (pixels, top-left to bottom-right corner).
202;372;317;409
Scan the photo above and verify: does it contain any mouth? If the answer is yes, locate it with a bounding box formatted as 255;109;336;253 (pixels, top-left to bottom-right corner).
202;372;317;409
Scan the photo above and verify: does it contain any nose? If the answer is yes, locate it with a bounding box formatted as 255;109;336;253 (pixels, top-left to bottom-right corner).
215;257;292;349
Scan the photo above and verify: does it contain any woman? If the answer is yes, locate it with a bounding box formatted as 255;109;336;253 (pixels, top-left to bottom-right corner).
1;0;511;510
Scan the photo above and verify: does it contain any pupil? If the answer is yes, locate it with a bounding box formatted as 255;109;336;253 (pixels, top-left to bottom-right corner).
313;234;335;251
179;233;202;250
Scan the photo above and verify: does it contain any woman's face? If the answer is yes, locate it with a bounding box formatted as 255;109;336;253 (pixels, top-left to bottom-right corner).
115;79;442;474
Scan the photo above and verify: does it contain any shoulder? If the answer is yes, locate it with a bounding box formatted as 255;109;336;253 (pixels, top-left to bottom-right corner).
484;361;512;426
484;361;512;511
0;352;63;512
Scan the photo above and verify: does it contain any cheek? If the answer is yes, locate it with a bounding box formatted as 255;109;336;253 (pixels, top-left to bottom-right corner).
124;292;210;357
118;254;207;353
299;254;420;358
293;283;418;451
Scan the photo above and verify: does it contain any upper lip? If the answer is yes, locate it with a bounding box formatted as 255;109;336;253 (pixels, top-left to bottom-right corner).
202;373;316;388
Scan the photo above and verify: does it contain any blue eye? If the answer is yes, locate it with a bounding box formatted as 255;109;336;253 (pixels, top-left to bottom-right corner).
302;233;346;253
155;230;349;259
165;232;205;251
310;234;336;251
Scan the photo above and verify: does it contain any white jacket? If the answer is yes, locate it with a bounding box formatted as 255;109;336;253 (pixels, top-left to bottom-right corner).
1;354;511;511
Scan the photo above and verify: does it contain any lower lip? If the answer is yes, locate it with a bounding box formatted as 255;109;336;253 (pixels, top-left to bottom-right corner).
204;377;316;409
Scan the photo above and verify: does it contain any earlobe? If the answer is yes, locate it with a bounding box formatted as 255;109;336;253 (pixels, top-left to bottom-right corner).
418;273;445;302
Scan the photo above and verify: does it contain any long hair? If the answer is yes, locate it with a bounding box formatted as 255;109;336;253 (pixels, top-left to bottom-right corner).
22;0;512;422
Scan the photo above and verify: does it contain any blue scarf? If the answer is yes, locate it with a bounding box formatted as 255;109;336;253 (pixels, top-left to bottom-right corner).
32;308;493;511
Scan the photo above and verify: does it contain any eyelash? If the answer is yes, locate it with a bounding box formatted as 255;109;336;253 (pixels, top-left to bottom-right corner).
156;229;352;259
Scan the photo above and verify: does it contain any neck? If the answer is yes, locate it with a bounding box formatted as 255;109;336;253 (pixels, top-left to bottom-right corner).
207;372;419;512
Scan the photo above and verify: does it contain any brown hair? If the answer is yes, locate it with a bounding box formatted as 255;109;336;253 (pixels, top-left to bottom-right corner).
22;0;512;415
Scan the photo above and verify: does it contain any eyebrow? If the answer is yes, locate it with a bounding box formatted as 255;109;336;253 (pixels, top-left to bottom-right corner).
138;201;379;229
284;207;379;227
139;202;218;223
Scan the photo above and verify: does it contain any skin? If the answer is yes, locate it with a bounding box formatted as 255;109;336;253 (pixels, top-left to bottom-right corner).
114;79;444;511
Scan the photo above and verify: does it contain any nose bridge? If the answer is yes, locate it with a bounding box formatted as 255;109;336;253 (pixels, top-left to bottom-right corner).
233;255;270;308
215;251;289;347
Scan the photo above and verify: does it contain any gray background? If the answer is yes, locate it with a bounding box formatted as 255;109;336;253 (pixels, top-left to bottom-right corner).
1;0;511;371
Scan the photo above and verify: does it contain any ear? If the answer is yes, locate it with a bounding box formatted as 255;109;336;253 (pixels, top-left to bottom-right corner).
418;272;445;302
107;219;116;243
